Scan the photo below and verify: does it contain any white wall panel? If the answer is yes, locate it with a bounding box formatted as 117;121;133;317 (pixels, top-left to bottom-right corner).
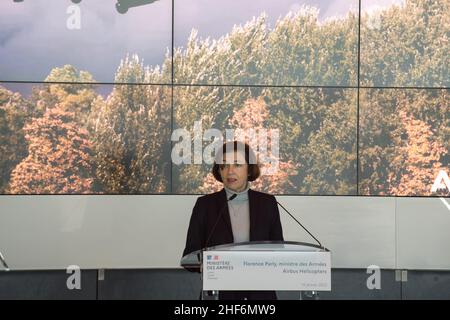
396;197;450;270
0;195;404;270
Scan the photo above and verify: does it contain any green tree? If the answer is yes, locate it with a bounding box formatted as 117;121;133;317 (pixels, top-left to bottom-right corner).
301;90;357;195
359;90;403;195
172;7;360;194
361;0;450;87
264;87;357;195
90;55;171;193
266;8;358;86
174;15;268;85
32;65;99;126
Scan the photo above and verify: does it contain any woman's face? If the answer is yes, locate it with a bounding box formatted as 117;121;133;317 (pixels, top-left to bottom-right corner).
219;151;249;193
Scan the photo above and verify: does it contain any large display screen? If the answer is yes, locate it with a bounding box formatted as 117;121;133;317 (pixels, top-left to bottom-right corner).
0;0;448;196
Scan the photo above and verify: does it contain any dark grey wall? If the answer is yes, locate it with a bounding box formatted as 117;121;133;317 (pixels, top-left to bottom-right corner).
0;269;449;300
0;270;97;300
98;269;201;300
402;271;450;300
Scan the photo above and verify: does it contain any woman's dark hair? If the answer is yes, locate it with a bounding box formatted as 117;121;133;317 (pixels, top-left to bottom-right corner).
212;141;260;182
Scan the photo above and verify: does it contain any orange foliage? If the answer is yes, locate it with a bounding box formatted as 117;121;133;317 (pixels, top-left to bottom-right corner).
8;107;93;194
200;98;297;194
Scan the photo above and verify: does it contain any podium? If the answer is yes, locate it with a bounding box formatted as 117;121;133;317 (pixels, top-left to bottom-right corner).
181;241;331;300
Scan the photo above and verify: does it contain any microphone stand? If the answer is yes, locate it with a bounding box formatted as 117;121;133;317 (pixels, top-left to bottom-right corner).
276;200;324;250
201;193;237;300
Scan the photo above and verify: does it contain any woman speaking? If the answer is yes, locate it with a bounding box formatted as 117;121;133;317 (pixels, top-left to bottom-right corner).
182;140;284;300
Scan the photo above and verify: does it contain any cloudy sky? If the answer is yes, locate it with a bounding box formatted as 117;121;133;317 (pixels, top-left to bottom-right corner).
0;0;172;83
0;0;403;85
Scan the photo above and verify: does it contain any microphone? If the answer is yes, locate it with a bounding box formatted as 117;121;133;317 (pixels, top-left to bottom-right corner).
0;251;10;271
276;200;324;249
204;193;237;249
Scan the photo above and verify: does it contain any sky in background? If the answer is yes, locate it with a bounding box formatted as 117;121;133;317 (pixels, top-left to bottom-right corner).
0;0;172;83
0;0;404;88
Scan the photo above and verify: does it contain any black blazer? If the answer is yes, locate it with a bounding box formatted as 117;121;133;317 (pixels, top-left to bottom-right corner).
183;188;284;256
182;188;284;300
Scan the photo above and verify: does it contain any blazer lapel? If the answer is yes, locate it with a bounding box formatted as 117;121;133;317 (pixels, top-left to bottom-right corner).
248;189;258;241
217;189;233;241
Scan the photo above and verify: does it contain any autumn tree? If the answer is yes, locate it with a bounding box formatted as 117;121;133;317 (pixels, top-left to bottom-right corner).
199;97;297;194
172;85;254;193
0;87;33;193
387;110;448;196
8;107;93;194
360;89;449;196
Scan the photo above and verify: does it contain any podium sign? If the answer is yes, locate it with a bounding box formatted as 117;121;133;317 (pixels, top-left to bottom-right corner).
203;250;331;291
